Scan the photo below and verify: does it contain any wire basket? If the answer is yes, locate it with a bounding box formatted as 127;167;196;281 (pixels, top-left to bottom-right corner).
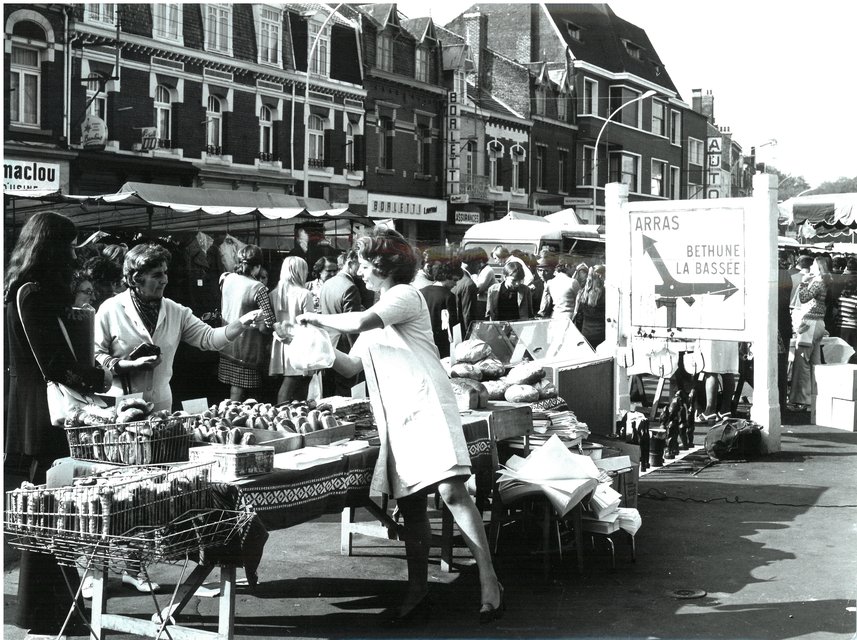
3;462;223;565
65;414;197;465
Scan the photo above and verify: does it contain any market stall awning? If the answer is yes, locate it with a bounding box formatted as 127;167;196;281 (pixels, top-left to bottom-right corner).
4;182;370;243
780;193;857;229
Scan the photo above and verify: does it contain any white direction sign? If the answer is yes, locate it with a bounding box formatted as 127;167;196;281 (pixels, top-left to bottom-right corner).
629;206;746;333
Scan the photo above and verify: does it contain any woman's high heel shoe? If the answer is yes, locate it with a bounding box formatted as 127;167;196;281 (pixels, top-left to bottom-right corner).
479;582;505;624
388;594;432;626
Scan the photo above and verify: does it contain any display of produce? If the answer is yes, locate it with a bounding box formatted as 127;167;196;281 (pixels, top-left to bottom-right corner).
64;398;196;465
192;398;345;444
5;463;213;541
446;339;557;404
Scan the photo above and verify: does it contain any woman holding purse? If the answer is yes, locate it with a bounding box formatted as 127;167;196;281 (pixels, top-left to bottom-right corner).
4;211;113;636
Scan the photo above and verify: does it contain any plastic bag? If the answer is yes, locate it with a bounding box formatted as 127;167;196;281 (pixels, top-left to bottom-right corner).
286;323;336;372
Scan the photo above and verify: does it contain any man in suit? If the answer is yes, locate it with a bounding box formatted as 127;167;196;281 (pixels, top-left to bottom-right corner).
319;249;364;396
451;254;478;339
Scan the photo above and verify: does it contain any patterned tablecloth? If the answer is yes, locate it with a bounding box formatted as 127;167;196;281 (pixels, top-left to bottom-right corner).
231;418;493;531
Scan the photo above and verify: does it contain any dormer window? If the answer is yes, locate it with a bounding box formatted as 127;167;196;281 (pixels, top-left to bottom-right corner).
377;34;393;72
85;4;116;26
416;46;429;83
535;86;546;116
204;4;232;55
309;18;331;75
258;6;282;66
565;21;581;41
623;39;642;60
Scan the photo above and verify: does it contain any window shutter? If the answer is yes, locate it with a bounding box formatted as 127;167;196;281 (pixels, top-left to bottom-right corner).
323;130;332;167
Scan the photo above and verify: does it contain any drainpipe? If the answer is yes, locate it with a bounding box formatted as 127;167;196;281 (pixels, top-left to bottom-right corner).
290;83;295;184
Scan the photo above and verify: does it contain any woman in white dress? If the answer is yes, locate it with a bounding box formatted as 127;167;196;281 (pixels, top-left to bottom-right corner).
297;227;503;624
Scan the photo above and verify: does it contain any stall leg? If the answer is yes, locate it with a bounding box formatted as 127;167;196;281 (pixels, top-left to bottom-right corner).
218;566;236;640
90;563;108;640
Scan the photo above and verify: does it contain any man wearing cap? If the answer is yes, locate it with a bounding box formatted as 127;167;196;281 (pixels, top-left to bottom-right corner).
539;256;581;319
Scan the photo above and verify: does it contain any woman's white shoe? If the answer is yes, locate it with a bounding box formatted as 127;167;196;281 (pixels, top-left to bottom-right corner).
122;572;161;593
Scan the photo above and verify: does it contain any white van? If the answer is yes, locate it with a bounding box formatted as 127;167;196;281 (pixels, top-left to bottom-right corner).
461;210;606;267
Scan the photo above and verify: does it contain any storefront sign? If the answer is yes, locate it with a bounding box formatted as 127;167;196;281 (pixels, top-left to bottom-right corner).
81;114;108;149
3;160;60;192
706;137;722;199
450;194;469;204
368;194;447;221
454;211;480;225
564;196;592;206
140;127;158;151
446;92;461;199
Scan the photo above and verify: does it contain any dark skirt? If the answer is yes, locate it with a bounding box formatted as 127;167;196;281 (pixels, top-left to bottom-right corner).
218;356;262;388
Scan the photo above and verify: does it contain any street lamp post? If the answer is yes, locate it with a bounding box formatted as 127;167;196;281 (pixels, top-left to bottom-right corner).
303;3;346;199
591;89;656;217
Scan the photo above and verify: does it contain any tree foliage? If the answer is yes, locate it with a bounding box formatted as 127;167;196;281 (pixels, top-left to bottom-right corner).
768;167;856;199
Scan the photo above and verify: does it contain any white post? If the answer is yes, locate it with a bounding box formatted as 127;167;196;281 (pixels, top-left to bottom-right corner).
749;172;781;452
606;181;631;423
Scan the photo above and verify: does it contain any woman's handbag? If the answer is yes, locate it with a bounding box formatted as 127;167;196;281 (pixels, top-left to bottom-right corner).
17;284;103;426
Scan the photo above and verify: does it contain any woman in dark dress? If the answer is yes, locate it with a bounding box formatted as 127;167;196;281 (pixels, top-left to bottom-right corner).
5;211;113;635
419;259;459;358
577;264;607;349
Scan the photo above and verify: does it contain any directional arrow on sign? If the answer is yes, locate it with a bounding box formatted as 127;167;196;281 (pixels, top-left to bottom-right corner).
642;235;738;304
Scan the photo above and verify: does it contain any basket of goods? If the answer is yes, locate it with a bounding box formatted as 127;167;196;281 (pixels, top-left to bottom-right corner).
2;462;248;568
191;398;355;451
64;398;197;465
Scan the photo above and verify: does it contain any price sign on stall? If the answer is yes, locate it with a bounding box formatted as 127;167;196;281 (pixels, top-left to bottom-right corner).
628;205;748;336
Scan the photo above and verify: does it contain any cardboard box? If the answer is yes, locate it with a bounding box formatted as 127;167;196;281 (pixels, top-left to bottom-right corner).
189;444;274;481
813;364;857;401
302;421;356;447
251;428;303;453
812;395;834;428
821;397;857;432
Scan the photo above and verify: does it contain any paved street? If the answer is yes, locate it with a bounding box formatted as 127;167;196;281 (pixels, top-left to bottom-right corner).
4;415;857;640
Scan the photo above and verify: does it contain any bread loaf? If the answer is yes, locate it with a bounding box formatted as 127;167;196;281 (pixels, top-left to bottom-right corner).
482;379;511;401
453;339;493;364
506;361;546;385
476;357;505;380
450;363;483;381
450;378;489;409
504;384;540;403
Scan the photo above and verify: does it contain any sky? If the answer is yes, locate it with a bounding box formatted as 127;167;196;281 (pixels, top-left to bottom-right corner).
393;0;857;187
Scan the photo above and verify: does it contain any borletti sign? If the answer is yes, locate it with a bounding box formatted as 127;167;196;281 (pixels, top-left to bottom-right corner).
4;160;60;192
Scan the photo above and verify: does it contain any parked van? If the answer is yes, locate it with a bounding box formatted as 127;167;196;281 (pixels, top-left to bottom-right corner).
461;210;606;270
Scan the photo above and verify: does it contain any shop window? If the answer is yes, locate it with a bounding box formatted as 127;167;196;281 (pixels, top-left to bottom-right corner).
308;115;325;166
9;45;41;127
309;19;330;75
259;105;273;159
153;3;181;42
259;6;281;66
377;34;393;71
154;84;172;148
205;4;232;55
206;95;223;154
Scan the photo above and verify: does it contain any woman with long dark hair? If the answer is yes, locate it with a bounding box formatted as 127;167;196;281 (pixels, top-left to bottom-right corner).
5;211;113;635
297;228;503;625
577;264;607;349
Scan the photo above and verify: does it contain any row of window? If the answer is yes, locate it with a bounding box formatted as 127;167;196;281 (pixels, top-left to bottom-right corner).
581;79;685;144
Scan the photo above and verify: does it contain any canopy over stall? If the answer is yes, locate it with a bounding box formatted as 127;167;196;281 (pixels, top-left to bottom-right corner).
4;182;371;250
779;193;857;243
